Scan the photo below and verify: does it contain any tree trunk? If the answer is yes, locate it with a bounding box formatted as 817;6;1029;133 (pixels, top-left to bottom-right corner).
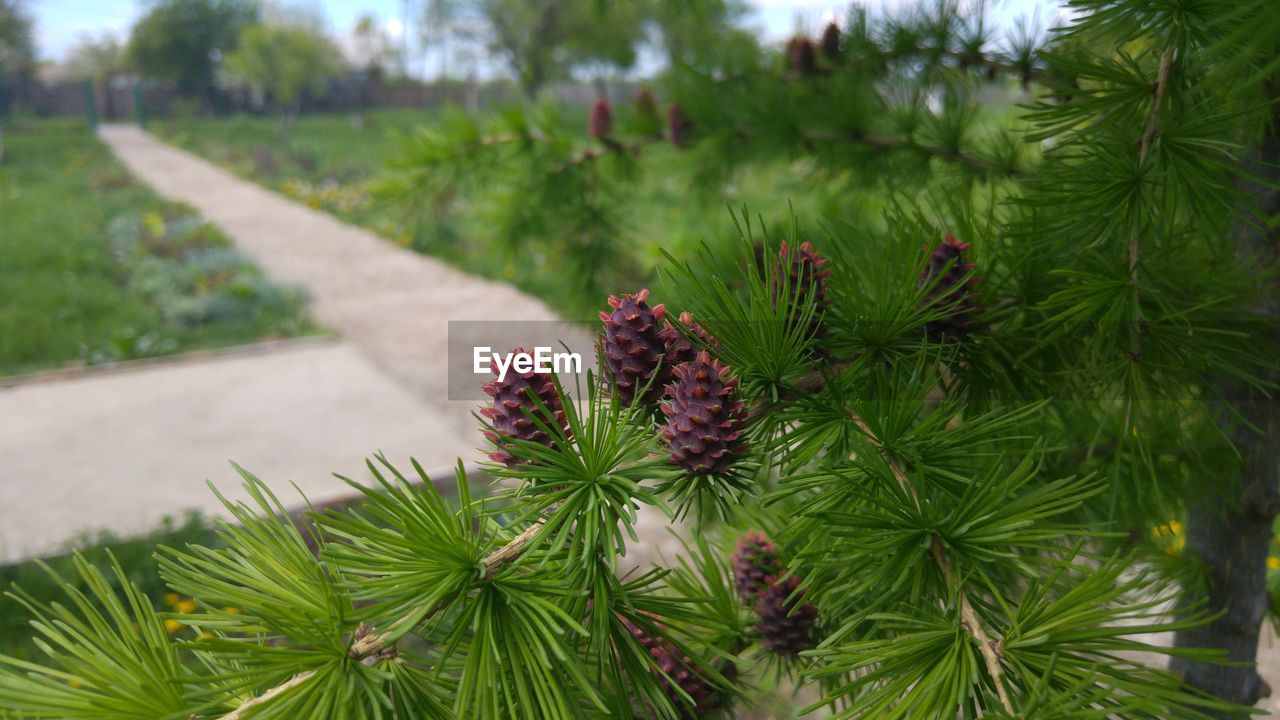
279;100;301;141
1170;95;1280;714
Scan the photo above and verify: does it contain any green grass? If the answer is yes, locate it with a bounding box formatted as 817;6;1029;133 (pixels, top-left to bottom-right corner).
154;109;866;318
0;512;223;660
0;120;315;376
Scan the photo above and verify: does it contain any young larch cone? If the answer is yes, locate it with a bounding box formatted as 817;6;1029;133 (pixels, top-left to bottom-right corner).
755;574;818;657
600;289;668;406
773;240;832;338
479;347;569;465
661;311;717;372
635;87;659;122
731;532;783;600
820;22;841;61
786;36;819;78
622;617;720;718
666;103;693;149
660;351;747;475
917;234;981;340
589;97;613;139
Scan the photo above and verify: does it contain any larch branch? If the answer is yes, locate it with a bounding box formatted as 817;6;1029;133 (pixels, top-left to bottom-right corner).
1128;46;1176;360
217;517;549;719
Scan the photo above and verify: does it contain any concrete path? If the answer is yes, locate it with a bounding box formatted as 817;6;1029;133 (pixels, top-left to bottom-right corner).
0;340;474;562
97;124;569;429
0;125;589;561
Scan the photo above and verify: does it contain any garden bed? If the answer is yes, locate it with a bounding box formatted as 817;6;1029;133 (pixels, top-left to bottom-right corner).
0;120;316;376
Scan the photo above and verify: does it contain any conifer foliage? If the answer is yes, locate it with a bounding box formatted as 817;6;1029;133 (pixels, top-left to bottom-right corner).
1;1;1278;718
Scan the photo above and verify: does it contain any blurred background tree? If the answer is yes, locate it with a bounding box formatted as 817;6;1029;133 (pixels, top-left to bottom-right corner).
645;0;756;71
0;0;34;162
65;33;126;83
470;0;647;98
223;17;342;138
127;0;259;105
350;12;402;78
65;32;127;120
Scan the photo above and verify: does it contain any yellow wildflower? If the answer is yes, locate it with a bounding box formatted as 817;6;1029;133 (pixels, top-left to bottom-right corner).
1268;557;1280;570
164;619;183;634
163;592;179;607
175;599;198;614
142;211;166;239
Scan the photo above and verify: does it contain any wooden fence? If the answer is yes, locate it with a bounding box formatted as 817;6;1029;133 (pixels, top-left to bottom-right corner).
0;74;642;125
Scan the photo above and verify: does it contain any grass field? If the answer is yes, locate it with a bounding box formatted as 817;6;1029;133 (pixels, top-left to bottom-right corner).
0;120;314;376
154;108;863;317
0;513;222;660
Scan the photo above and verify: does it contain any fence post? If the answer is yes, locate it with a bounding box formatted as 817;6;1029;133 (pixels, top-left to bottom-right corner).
133;83;147;128
83;80;98;131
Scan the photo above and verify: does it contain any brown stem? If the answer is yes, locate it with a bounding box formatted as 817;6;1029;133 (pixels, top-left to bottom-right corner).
1128;47;1176;360
219;672;316;720
546;135;663;177
800;129;1016;178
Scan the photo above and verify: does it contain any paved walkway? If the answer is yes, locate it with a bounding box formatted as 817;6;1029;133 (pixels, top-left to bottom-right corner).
0;125;586;561
0;341;473;561
97;124;568;425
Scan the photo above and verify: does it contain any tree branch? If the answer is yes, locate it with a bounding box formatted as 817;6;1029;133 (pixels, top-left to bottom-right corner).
545;135;663;177
848;412;1017;714
217;517;550;719
800;129;1016;177
1128;46;1176;360
220;671;318;720
753;373;1018;711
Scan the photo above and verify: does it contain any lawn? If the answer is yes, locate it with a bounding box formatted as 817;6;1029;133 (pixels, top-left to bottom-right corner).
0;512;221;660
153;108;862;318
0;120;314;376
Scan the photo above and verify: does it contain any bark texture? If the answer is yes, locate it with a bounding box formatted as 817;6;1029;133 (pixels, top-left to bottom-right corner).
1170;94;1280;713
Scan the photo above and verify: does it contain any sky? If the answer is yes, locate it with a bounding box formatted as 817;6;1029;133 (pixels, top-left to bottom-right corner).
32;0;1068;74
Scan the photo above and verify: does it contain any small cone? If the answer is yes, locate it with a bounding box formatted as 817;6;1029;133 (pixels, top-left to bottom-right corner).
820;22;841;61
589;97;613;139
755;574;818;657
479;347;569;465
622;617;720;718
917;234;981;340
731;532;783;600
786;37;819;78
661;311;716;374
599;289;668;406
660;351;747;476
774;240;832;339
667;103;693;149
635;87;659;122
